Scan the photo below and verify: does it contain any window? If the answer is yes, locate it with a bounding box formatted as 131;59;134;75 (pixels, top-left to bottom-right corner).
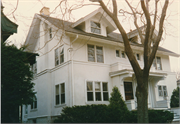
87;45;104;63
91;21;101;34
49;28;52;39
55;83;65;105
86;81;108;102
31;93;37;109
55;46;64;66
158;85;168;97
96;46;103;63
121;51;126;58
124;82;134;100
116;50;126;58
116;50;120;57
87;82;93;101
136;53;140;60
153;56;162;70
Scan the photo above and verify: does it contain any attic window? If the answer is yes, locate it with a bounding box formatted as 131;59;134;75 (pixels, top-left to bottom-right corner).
91;21;101;34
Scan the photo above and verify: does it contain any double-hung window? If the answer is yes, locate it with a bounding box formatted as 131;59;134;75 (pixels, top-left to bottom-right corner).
31;93;37;109
153;56;162;70
55;46;64;66
91;21;101;34
88;45;104;63
158;85;168;97
55;83;65;105
87;81;108;102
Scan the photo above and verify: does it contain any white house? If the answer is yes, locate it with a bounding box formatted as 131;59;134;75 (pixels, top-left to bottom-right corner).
22;7;180;123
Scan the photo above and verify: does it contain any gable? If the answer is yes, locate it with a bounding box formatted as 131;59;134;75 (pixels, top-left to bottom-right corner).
72;7;117;35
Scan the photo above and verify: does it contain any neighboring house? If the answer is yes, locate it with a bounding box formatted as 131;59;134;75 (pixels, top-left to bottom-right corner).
22;7;180;123
1;3;18;42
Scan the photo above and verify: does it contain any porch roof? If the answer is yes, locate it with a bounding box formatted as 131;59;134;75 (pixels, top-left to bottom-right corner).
109;69;167;78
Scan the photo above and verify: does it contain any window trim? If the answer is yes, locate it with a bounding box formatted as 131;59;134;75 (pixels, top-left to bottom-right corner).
55;82;66;106
86;80;109;102
87;44;104;63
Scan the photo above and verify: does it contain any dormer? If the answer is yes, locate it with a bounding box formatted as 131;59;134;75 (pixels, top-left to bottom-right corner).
72;7;117;37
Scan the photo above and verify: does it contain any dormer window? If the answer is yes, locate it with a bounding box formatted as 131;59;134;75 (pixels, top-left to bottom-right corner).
91;21;101;34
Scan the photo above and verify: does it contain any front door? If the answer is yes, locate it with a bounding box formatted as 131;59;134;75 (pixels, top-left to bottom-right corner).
124;82;134;100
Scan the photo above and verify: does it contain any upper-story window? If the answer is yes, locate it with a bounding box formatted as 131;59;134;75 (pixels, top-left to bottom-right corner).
87;81;108;102
116;50;126;58
91;21;101;34
55;83;65;105
153;56;162;70
49;28;52;39
55;46;64;66
88;44;104;63
135;53;140;60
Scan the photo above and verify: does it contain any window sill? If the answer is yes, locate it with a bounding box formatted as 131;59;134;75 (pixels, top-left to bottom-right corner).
54;103;66;108
30;109;38;112
86;101;109;105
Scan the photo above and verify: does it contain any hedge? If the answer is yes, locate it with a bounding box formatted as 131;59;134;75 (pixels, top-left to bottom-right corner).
54;105;173;123
130;109;174;123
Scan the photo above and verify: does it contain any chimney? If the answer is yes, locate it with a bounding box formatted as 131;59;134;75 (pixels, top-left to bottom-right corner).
40;7;50;16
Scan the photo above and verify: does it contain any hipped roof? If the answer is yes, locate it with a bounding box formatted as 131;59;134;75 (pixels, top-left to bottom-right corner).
37;14;179;57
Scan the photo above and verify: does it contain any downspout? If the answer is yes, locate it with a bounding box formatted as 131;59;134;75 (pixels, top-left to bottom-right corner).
69;34;78;106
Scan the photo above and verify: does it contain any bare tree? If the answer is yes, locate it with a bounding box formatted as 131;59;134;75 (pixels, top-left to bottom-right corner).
51;0;170;122
87;0;169;123
3;0;171;123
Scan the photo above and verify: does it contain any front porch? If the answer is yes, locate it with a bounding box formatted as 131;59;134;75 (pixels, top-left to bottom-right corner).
109;68;169;111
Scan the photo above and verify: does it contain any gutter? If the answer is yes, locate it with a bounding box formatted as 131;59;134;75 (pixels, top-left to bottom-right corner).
69;34;78;106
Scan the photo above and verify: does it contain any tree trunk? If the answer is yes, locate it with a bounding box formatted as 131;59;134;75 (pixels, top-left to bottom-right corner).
136;73;149;123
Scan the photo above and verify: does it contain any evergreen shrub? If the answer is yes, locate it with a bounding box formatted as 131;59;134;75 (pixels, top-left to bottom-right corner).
170;87;179;108
130;109;174;123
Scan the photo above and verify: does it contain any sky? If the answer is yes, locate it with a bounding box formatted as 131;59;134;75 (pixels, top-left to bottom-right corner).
2;0;180;72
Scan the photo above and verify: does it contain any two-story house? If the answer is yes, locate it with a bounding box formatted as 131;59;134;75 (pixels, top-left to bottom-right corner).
22;7;179;123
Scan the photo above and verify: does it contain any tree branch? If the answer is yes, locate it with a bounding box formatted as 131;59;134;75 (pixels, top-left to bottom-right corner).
125;0;144;44
141;0;151;71
97;0;142;76
112;0;117;17
149;0;159;43
148;0;169;69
